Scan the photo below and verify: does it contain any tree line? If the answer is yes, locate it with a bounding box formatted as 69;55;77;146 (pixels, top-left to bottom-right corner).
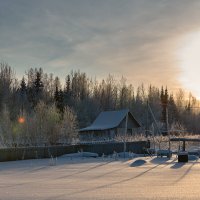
0;62;199;146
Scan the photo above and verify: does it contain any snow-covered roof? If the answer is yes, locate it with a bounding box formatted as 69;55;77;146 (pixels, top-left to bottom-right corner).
79;109;140;132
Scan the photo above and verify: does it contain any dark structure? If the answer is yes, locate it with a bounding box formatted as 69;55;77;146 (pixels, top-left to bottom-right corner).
0;141;148;162
79;109;141;141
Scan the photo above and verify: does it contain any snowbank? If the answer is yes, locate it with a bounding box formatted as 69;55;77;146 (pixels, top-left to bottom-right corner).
60;152;98;158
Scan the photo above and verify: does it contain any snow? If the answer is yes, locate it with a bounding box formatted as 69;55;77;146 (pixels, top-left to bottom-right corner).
1;155;200;199
60;152;98;158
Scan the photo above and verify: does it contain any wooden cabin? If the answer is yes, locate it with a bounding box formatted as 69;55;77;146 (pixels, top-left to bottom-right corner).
79;109;141;141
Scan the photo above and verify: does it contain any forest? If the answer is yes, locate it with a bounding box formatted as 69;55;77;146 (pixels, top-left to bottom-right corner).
0;62;199;147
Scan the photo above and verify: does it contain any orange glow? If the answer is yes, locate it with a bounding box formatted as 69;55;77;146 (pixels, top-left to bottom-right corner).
177;30;200;98
18;117;25;124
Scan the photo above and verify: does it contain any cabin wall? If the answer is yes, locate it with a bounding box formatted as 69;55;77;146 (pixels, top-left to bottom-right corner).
116;113;140;136
79;126;140;141
79;129;117;141
118;113;139;129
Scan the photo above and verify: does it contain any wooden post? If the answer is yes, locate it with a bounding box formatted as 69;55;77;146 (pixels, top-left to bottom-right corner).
183;141;186;151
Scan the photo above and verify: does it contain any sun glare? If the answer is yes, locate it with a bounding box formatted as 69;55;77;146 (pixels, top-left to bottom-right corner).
177;31;200;98
18;117;25;124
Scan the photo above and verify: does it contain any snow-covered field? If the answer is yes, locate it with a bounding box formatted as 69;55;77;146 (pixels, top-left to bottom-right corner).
1;154;200;200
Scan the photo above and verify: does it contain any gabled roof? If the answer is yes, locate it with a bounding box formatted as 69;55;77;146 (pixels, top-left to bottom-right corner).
79;109;140;132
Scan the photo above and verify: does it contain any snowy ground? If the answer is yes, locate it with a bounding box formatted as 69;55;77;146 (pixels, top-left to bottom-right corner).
1;154;200;200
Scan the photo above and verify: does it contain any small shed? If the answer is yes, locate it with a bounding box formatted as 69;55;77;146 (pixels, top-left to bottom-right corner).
79;109;141;141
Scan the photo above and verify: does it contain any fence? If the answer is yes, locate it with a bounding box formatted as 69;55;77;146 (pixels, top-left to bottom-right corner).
0;141;149;162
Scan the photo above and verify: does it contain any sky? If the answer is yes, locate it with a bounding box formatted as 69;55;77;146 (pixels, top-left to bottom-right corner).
1;0;200;95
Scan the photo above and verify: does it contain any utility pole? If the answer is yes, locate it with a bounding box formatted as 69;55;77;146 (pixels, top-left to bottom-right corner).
147;102;161;150
123;112;128;158
166;106;171;158
146;100;149;137
152;123;155;150
147;102;162;135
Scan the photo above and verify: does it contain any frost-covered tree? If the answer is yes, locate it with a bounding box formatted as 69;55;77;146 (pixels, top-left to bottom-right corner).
60;106;78;144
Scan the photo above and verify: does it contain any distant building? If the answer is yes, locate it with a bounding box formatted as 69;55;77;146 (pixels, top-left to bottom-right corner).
79;109;141;141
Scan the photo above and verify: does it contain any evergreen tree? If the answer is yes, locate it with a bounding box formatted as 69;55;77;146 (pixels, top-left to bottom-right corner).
27;68;44;108
168;94;178;124
58;90;64;114
19;77;27;113
20;77;27;97
160;87;169;134
54;85;59;103
66;75;71;95
64;74;71;106
54;86;64;114
34;70;43;97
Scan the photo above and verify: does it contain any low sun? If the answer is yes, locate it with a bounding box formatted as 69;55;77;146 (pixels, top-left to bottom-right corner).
177;31;200;98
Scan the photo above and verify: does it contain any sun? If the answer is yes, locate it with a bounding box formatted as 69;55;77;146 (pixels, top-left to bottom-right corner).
177;31;200;98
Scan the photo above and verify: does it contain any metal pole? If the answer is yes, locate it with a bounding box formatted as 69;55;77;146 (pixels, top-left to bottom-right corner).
166;107;171;158
124;112;128;158
147;102;162;135
146;100;149;137
152;124;155;150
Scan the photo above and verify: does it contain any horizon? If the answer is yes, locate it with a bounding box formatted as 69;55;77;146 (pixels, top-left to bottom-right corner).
1;64;196;101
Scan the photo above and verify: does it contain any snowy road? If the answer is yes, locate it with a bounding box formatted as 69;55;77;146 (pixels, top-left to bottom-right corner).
0;156;200;200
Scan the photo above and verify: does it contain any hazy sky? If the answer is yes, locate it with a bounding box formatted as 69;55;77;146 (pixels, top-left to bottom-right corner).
1;0;200;94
